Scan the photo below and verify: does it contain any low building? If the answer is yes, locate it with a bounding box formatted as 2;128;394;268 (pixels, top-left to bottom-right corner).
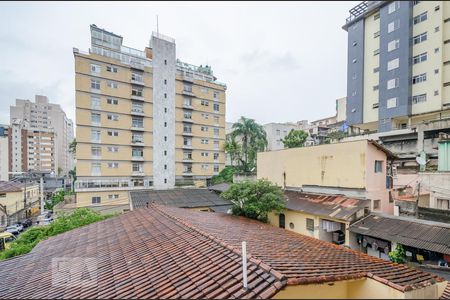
258;139;396;214
0;181;40;225
0;125;8;181
268;190;369;247
263;122;304;151
0;205;446;298
350;213;450;266
129;188;232;213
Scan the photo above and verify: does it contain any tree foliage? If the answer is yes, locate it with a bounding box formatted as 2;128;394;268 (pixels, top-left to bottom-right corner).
69;139;77;156
388;244;406;264
0;208;114;260
228;117;267;174
221;179;285;223
211;166;236;185
281;129;309;148
45;190;74;210
324;130;347;144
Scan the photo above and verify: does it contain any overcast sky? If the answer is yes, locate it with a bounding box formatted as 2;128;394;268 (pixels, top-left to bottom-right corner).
0;1;358;128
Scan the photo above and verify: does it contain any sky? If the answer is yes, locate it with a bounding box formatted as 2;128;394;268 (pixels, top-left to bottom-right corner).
0;1;359;128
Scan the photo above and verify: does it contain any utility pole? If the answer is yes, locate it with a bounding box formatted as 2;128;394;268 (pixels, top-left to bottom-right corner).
40;175;44;214
23;172;27;220
415;182;420;219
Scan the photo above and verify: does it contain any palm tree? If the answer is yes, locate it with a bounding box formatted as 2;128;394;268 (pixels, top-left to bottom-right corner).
231;117;267;173
224;134;241;167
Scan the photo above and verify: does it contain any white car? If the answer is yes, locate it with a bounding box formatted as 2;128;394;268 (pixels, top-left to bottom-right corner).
6;225;20;235
11;223;24;232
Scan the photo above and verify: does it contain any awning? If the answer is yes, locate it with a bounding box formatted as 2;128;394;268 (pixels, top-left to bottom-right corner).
322;220;341;232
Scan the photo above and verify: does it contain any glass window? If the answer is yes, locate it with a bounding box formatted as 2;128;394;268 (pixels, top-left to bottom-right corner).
106;65;118;73
387;97;397;108
387;39;400;52
374;160;383;173
132;148;143;157
91;163;101;174
388;1;398;14
108;162;119;168
183;98;192;106
413;12;427;25
388;20;399;33
92;196;101;204
107;98;118;105
387;58;399;71
132;87;143;97
91;130;101;142
412;73;427;84
413;32;427;45
213;103;220;112
131;73;143;82
412;94;427;104
91;64;101;73
107;114;119;121
91;79;100;90
306;218;314;232
91;113;101;124
91;96;100;109
387;78;399;90
184;111;192;119
91;146;101;156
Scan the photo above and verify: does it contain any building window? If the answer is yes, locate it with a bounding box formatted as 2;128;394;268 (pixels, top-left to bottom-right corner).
107;130;119;137
202;113;209;119
201;164;208;170
132;133;143;143
213;91;219;99
107;81;118;88
413;0;421;5
183;152;192;160
413;52;427;65
387;78;399;90
388;1;399;14
106;65;118;73
164;122;167;127
435;26;440;32
412;73;427;84
388;20;399;33
214;116;219;124
184;111;192;119
164;59;167;65
387;39;400;52
373;12;380;20
91;96;101;109
435;69;439;74
201;139;209;145
201;152;209;157
213;103;220;112
306;218;314;232
413;12;427;25
201;126;208;132
183;84;192;92
107;114;119;121
91;146;101;157
434;90;439;96
352;58;357;64
412;94;427;104
387;97;397;109
183;138;192;146
413;32;427;45
108;194;119;200
108;162;119;168
131;73;143;82
107;146;119;152
387;58;399;71
132;148;143;157
164;79;167;85
214;128;219;137
201;100;209;106
213;152;219;160
352;41;357;47
132;163;143;172
374;31;380;38
164;93;167;99
91;163;101;174
373;85;379;91
214;165;219;172
373;200;381;210
92;196;101;204
373;67;379;73
374;160;383;173
183;125;192;133
91;64;101;74
214;140;219;149
437;198;450;210
91;130;101;142
183;98;192;106
106;98;118;105
91;113;101;124
91;79;100;90
132;87;143;97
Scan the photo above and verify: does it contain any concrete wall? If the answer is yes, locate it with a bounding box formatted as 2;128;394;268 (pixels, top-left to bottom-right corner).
0;136;8;181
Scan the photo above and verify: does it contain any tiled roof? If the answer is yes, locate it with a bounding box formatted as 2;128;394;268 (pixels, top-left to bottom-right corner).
130;188;231;212
159;206;445;292
284;190;369;221
350;213;450;255
0;207;285;299
442;282;450;299
0;181;27;192
208;183;231;193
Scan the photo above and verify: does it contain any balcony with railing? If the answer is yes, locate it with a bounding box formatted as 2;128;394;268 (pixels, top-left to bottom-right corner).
131;106;145;116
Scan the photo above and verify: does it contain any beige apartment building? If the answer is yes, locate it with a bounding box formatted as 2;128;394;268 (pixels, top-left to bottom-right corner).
74;25;226;207
345;1;450;133
10;95;74;175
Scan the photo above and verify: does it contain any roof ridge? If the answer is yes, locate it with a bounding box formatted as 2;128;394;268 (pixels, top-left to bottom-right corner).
151;204;287;284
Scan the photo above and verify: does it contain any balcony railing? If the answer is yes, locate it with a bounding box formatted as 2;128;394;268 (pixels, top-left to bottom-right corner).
131;108;145;116
132;170;145;176
131;79;145;86
131;156;144;161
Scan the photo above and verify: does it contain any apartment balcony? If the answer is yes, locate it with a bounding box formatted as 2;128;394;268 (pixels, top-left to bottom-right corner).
182;131;193;136
183;118;194;124
181;75;194;83
182;159;193;163
131;94;145;101
131;140;144;146
182;144;193;150
91;172;101;176
130;108;146;116
130;62;145;71
181;90;195;97
130;79;145;86
131;171;145;176
91;121;101;127
182;171;193;177
131;156;144;161
130;126;145;131
182;104;193;110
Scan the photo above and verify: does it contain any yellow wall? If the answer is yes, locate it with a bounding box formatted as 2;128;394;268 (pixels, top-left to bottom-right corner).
0;185;40;215
76;191;129;207
257;140;368;189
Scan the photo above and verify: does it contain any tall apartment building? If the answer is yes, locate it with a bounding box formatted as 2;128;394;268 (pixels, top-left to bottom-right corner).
344;1;450;133
10;95;75;175
73;25;226;207
8;119;56;174
0;125;9;181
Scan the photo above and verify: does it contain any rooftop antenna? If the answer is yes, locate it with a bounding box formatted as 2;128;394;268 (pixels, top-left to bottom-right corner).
156;15;159;35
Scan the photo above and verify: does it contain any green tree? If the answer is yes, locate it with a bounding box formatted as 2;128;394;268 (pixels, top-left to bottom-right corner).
69;139;77;156
57;167;63;177
68;167;76;191
221;179;285;223
324;130;347;144
389;244;406;264
211;166;236;185
281;129;309;148
230;117;267;174
224;135;241;167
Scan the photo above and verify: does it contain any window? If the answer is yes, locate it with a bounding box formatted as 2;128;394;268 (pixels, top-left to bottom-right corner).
108;162;119;168
202;113;209;119
132;133;143;143
201;152;209;157
201;100;209;106
412;73;427;84
183;84;192;92
164;59;167;65
183;152;192;160
388;20;399;33
184;111;192;119
435;69;439;74
107;114;119;121
183;98;192;106
107;81;118;88
132;87;143;97
214;165;219;172
214;140;219;149
213;103;220;112
213;153;219;160
352;90;357;96
373;103;379;109
183;165;192;173
388;39;400;52
214;128;219;136
107;130;119;137
132;148;143;157
106;98;118;105
276;129;281;136
374;31;380;38
413;32;427;45
164;93;167;99
387;97;397;108
132;163;143;172
373;200;381;210
387;78;399;90
387;58;399;71
352;73;357;80
412;94;427;104
108;194;119;200
435;5;440;11
435;26;440;32
413;0;421;5
91;146;101;157
437;198;450;210
106;65;118;73
132;118;143;128
388;1;399;14
131;73;143;82
213;91;219;99
413;12;427;25
91;79;100;90
183;138;192;146
373;85;379;91
352;41;357;47
183;125;192;133
91;162;101;174
373;12;380;20
306;218;314;232
91;130;101;142
92;196;101;204
164;164;167;170
214;116;219;124
91;113;101;124
413;52;427;64
201;164;209;170
373;67;379;73
435;48;439;53
201;139;209;144
352;58;357;64
374;160;383;173
91;96;100;109
91;64;101;74
201;126;209;132
107;146;119;152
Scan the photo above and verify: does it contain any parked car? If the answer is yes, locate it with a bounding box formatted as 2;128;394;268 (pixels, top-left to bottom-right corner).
0;232;16;251
17;219;32;229
6;225;20;236
11;223;24;232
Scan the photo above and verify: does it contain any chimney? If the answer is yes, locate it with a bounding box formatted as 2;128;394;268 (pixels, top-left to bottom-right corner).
242;241;248;289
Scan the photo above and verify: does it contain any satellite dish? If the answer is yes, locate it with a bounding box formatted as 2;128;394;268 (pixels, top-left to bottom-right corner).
416;156;427;166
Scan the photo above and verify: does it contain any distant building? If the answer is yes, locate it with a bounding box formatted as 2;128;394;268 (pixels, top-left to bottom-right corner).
0;181;39;226
10;95;74;175
263;122;303;151
258;140;396;214
0;125;8;181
